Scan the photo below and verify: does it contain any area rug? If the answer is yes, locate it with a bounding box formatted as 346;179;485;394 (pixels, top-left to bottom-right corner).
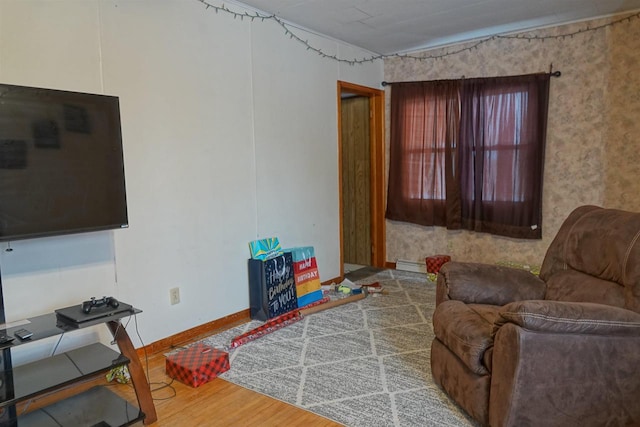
198;269;477;427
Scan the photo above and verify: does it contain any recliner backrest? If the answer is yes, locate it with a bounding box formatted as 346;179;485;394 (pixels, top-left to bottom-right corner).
539;205;640;313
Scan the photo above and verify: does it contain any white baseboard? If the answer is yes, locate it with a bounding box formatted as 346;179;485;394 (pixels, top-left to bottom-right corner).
395;259;427;274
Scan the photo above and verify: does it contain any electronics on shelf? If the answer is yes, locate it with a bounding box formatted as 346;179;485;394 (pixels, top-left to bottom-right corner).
55;298;134;324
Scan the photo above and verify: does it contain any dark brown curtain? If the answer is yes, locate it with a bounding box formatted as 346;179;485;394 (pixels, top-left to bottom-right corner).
458;74;550;238
386;81;461;228
386;73;550;239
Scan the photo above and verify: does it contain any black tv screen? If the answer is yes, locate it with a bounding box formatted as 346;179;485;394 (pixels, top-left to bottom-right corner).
0;83;128;242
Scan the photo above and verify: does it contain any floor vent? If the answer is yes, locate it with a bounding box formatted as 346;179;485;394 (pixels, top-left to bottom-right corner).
395;259;427;274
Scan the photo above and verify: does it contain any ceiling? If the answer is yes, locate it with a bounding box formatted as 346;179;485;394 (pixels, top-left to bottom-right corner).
235;0;640;55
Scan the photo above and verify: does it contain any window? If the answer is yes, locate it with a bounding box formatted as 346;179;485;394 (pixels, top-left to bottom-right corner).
386;74;550;239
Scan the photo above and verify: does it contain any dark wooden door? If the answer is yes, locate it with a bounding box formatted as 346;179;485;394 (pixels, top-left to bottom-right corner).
341;96;371;265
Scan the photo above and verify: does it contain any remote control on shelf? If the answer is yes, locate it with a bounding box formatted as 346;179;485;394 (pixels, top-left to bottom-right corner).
14;328;33;340
0;332;15;344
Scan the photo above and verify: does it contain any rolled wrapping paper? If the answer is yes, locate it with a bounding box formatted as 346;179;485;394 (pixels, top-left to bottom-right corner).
230;310;302;348
230;297;330;348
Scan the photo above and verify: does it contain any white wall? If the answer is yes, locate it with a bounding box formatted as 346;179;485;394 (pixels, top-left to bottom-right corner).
0;0;382;361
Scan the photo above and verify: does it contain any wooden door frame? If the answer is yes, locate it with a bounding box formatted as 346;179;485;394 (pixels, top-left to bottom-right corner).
337;81;386;274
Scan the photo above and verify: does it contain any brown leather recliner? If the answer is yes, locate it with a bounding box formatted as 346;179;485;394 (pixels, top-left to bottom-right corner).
431;205;640;427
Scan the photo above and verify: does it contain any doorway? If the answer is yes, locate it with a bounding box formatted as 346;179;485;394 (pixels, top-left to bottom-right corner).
337;81;385;275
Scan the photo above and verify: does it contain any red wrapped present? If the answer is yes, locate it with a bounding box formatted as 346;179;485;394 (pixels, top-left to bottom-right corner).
166;343;229;387
425;255;451;274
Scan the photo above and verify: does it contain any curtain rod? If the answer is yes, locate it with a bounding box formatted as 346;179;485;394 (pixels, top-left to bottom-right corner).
381;70;561;87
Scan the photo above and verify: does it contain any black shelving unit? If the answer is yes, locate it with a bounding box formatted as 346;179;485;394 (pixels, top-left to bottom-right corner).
0;309;157;426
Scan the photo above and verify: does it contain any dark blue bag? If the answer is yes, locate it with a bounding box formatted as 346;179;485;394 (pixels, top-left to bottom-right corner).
248;252;298;320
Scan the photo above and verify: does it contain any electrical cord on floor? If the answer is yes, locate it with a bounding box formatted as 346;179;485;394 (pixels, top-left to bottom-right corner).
128;312;177;401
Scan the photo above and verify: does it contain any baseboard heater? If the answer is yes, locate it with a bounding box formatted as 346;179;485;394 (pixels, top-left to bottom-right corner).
395;259;427;274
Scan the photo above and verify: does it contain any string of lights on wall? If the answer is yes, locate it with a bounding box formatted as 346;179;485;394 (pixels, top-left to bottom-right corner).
196;0;640;65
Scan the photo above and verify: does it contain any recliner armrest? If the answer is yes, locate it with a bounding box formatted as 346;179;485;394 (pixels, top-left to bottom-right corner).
495;300;640;336
436;262;546;306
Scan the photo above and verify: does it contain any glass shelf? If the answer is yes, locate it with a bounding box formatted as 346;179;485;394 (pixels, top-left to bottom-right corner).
0;306;155;426
16;386;144;427
1;342;129;407
1;308;142;351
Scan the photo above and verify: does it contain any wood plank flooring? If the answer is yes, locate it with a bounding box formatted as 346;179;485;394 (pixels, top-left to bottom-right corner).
14;346;341;426
113;350;342;426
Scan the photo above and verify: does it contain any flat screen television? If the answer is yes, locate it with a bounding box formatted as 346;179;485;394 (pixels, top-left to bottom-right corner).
0;83;128;242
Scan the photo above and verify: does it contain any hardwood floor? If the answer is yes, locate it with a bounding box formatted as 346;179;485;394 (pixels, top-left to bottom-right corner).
113;350;342;426
15;344;341;426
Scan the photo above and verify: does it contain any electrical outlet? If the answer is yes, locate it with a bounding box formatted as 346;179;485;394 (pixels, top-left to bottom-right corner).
170;287;180;305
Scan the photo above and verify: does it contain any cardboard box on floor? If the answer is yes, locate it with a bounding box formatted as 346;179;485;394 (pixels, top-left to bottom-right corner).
166;344;229;387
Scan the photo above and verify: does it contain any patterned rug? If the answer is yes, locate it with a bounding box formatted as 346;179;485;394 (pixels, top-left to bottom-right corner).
198;269;477;427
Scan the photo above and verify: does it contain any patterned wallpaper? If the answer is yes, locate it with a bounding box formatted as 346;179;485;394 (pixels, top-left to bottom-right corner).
384;13;640;268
